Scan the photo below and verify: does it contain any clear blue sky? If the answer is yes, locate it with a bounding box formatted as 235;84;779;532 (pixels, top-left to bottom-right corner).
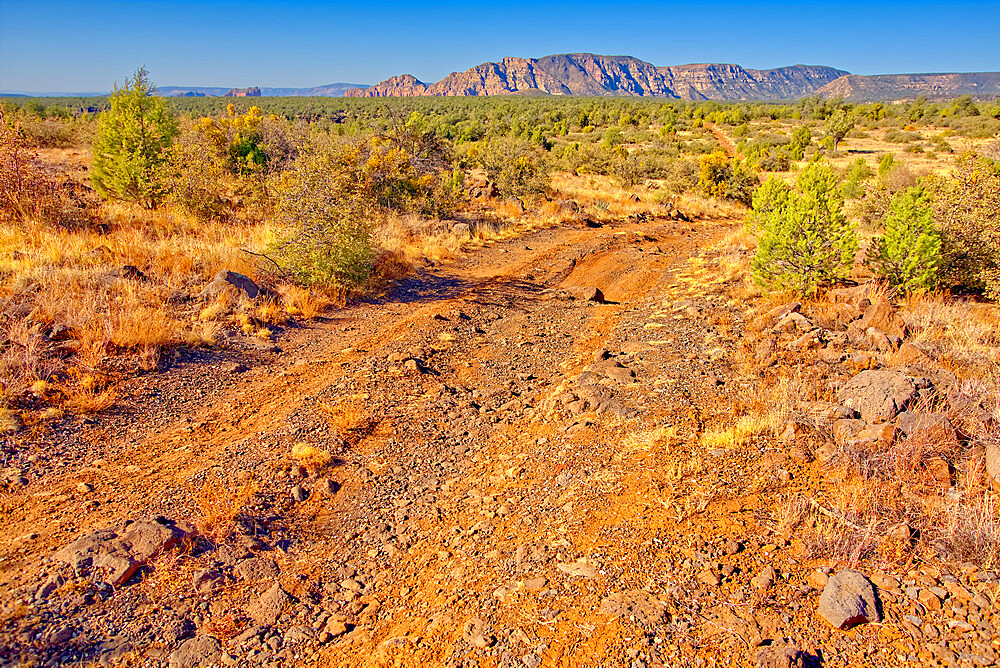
1;0;998;93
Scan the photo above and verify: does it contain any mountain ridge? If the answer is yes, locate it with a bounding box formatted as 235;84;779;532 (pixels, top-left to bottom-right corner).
344;54;850;100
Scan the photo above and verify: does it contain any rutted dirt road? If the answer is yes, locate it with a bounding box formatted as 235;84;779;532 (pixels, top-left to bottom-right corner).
0;215;944;667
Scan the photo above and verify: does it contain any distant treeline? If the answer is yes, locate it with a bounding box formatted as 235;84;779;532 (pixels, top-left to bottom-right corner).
4;94;1000;142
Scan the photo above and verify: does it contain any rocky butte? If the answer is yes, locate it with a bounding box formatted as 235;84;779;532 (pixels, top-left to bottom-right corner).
345;54;848;100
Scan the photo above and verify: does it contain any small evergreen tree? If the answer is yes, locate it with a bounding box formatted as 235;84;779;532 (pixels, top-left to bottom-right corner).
91;67;178;208
869;186;941;292
745;175;791;232
752;162;858;296
824;108;856;153
788;125;811;160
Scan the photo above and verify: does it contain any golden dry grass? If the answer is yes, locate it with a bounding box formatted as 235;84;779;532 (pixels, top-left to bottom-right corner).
195;473;259;543
291;442;333;474
899;294;1000;379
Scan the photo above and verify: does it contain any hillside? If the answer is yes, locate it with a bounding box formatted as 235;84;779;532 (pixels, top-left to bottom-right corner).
346;54;848;100
817;71;1000;101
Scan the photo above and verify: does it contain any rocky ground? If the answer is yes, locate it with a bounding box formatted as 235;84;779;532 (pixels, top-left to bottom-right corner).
1;213;999;668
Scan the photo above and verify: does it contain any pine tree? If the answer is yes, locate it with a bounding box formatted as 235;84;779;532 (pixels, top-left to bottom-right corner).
870;187;941;292
91;67;178;208
752;162;858;296
746;175;791;232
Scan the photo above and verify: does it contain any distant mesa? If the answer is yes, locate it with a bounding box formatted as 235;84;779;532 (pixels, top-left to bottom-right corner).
815;71;1000;102
344;53;1000;101
16;56;1000;101
153;83;368;98
224;87;261;97
345;55;850;101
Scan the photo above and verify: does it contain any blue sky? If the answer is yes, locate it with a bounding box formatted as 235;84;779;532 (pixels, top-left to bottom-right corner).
1;0;998;92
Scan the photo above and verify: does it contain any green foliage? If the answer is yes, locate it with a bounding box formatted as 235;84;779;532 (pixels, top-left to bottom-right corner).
869;187;942;292
788;126;811;160
697;150;758;204
268;149;376;288
746;175;791;232
751;162;858;296
91;67;178;208
878;153;895;178
824;108;856;153
926;153;1000;298
474;137;548;198
841;157;873;199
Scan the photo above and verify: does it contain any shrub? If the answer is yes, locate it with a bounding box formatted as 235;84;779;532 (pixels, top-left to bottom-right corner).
698;149;758;205
926;153;1000;298
825;109;856;153
267;149;377;289
841;157;873;199
884;130;923;143
751;162;858;296
91;67;178;208
869;187;942;292
788;126;811;160
475;137;548;198
0;117;59;223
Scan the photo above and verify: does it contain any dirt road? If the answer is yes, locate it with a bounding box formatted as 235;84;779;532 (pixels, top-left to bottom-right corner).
1;216;894;667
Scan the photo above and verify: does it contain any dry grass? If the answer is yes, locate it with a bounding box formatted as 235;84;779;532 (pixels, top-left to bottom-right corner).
194;473;259;543
277;285;331;319
700;412;782;450
291;442;333;474
318;397;370;437
898;293;1000;379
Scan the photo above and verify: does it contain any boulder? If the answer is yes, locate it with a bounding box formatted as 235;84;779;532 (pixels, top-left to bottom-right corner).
829;284;872;308
763;301;802;327
817;570;881;630
858;301;908;339
756;644;807;668
837;370;919;423
249;582;294;626
168;635;221;668
119;519;187;562
53;518;187;586
896;412;959;449
199;270;259;300
560;287;605;303
987;443;1000;490
772;312;812;334
832;419;866;447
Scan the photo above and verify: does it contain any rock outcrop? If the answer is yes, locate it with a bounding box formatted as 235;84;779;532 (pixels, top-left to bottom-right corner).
346;54;847;100
223;87;261;97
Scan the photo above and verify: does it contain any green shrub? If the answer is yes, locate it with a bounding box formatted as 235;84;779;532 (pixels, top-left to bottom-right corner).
788;126;811;160
841;157;873;199
268;150;376;289
751;162;858;296
698;150;758;204
926;153;1000;298
91;67;178;209
884;130;923;143
869;187;942;292
475;137;548;198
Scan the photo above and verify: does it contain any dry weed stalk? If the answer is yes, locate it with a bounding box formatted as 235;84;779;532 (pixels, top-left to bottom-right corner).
195;474;259;543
